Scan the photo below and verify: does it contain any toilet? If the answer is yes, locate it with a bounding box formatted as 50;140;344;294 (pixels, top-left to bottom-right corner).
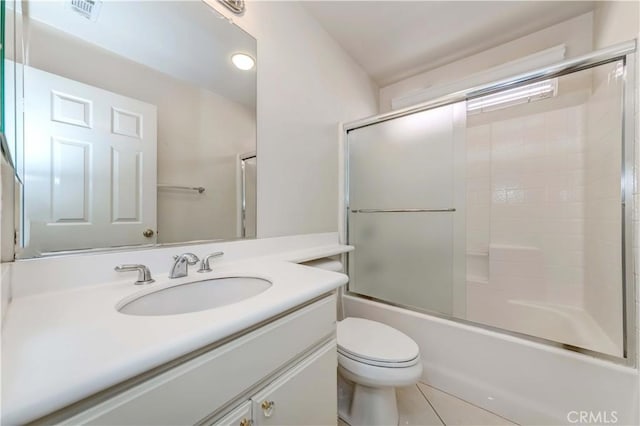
337;317;423;426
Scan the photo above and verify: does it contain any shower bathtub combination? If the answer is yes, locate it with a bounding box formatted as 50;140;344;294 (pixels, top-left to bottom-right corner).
341;40;638;424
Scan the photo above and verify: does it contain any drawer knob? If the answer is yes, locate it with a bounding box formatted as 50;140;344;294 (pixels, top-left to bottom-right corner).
261;400;275;417
239;418;252;426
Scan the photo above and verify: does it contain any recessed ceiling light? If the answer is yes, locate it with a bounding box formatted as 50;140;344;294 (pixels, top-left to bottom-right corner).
231;53;255;71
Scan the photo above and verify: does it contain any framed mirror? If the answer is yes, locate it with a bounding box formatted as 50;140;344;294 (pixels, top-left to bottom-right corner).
3;0;257;259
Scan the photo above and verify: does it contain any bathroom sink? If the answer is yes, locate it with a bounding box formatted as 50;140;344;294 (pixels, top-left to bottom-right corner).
118;277;272;316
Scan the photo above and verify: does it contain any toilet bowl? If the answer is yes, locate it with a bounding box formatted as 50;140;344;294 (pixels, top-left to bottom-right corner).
337;317;423;426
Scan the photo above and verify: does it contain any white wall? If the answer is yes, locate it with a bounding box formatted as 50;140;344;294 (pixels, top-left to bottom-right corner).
0;159;13;324
205;1;379;238
379;12;594;113
593;1;640;50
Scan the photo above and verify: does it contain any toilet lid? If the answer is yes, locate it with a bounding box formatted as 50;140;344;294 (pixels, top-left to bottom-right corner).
337;318;419;364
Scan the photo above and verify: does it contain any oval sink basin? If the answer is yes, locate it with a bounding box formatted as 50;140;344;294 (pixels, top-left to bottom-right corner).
118;277;272;316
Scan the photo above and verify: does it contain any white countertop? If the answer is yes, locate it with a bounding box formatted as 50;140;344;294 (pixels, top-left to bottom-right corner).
1;258;349;424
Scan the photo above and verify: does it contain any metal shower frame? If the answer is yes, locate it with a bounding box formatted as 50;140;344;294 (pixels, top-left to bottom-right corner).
342;39;637;366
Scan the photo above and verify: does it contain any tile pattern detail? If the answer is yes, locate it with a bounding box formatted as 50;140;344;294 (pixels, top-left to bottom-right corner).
339;382;518;426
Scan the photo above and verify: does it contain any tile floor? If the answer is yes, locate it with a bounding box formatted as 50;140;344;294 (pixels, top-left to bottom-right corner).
339;382;518;426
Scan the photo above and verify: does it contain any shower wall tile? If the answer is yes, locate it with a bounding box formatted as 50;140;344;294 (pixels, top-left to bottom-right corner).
583;63;624;354
466;124;492;255
465;63;630;356
467;103;587;309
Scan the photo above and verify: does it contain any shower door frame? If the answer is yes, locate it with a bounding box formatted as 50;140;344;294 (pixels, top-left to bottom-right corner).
342;39;637;366
239;152;256;239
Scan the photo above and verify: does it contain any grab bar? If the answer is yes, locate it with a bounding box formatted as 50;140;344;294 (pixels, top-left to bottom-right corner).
350;208;456;213
158;184;205;194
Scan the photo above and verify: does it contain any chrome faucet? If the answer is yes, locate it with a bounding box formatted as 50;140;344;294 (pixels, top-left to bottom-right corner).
169;253;200;279
115;264;155;285
197;252;224;273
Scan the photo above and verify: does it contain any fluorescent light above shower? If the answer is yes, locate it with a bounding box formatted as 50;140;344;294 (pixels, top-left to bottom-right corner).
467;79;557;113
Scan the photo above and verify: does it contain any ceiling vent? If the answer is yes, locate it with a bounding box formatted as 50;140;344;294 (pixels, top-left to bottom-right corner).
69;0;103;22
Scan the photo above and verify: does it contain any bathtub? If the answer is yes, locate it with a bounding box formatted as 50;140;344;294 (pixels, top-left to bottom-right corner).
343;294;639;425
466;286;621;357
503;299;620;356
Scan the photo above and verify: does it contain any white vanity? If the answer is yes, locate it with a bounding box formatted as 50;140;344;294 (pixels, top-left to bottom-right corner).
60;295;338;426
1;235;351;425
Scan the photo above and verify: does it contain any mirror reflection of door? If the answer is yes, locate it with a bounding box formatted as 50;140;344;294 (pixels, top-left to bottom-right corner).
23;66;157;254
239;154;256;239
5;0;257;258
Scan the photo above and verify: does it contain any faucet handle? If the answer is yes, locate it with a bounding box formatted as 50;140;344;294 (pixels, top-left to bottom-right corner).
173;253;199;265
115;264;155;285
197;252;224;273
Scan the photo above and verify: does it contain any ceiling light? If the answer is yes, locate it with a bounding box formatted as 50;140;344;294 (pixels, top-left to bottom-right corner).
231;53;255;71
467;79;557;113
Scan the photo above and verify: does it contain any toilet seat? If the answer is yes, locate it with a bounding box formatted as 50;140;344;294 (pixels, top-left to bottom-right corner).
337;317;420;367
338;347;420;368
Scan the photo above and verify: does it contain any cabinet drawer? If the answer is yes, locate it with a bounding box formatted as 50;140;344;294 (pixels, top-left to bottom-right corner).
251;341;337;426
62;295;336;425
212;401;252;426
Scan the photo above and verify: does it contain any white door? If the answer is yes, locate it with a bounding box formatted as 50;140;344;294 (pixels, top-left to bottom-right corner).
23;66;157;253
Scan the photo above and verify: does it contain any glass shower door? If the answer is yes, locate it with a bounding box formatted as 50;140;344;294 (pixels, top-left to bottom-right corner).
347;103;466;316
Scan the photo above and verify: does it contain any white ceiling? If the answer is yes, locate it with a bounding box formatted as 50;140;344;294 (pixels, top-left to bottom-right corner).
24;1;257;108
303;1;596;87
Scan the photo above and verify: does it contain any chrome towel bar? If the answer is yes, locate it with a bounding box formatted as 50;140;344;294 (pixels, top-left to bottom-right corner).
350;208;456;213
158;184;205;194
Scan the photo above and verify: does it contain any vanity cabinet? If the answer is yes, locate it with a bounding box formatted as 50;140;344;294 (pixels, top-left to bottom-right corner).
212;401;253;426
55;295;337;426
212;341;336;426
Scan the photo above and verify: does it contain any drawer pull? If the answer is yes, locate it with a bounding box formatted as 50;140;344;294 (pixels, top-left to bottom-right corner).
261;400;275;417
239;418;252;426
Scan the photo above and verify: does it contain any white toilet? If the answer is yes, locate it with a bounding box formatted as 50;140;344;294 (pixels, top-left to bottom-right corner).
337;317;423;426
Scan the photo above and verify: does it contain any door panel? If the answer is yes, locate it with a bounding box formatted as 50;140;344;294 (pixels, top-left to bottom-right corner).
111;148;142;222
210;401;252;426
23;66;157;253
251;341;337;426
51;137;90;222
51;91;92;128
347;103;466;316
112;107;143;138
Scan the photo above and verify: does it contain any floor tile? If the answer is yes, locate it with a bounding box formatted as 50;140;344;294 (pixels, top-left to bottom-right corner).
417;383;517;426
338;418;349;426
397;385;444;426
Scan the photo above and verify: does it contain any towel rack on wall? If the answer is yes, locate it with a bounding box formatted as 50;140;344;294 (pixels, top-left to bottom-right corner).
350;208;456;213
157;184;206;194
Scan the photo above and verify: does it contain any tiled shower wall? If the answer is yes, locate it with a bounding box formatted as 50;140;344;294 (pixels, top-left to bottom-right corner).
466;102;587;318
583;63;624;351
466;65;627;355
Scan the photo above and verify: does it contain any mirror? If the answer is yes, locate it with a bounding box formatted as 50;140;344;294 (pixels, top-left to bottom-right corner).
3;0;257;258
